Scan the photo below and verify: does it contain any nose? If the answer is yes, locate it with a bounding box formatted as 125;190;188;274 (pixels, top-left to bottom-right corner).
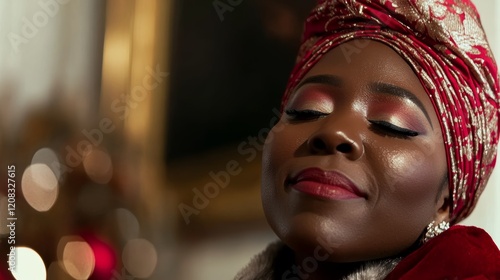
306;116;364;160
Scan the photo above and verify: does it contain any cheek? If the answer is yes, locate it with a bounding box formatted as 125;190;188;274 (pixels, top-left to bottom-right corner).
262;122;295;192
262;122;291;188
383;149;438;193
262;120;307;186
262;121;295;235
357;139;447;256
262;120;316;235
375;138;447;219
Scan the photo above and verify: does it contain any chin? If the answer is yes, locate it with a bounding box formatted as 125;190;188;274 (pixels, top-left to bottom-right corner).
270;212;417;264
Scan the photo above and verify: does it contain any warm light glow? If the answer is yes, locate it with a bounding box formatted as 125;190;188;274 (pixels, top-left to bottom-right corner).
10;247;47;280
57;236;81;263
102;33;131;82
31;147;62;180
62;240;96;279
115;208;140;240
59;235;115;279
83;149;113;184
21;163;59;212
122;238;158;278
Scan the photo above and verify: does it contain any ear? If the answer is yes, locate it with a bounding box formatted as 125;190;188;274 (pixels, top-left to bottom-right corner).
433;187;451;223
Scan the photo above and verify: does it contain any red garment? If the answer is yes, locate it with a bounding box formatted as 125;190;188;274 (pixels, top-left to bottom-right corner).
386;225;500;279
282;0;500;224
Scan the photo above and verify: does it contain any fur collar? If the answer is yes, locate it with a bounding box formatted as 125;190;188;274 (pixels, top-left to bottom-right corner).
234;242;401;280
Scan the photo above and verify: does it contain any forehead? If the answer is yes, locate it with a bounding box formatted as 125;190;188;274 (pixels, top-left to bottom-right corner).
299;40;434;106
305;39;420;87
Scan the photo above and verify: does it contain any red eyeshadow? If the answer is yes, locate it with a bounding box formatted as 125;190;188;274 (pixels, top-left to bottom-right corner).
286;86;334;112
369;100;427;133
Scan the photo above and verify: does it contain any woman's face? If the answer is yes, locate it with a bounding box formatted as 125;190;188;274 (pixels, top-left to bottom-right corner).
262;40;449;262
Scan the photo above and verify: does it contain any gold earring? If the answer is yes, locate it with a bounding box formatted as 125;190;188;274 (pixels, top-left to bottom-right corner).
422;220;450;243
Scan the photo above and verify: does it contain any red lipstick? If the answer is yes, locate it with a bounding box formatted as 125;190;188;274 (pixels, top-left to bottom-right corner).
288;168;366;200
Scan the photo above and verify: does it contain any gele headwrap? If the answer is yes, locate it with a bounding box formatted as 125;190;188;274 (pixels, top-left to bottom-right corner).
282;0;500;224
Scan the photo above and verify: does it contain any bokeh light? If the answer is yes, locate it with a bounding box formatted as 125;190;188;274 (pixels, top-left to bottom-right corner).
31;147;62;181
83;233;117;279
62;240;95;279
57;236;80;261
122;238;158;278
10;247;46;280
83;149;113;184
21;163;59;212
115;208;140;240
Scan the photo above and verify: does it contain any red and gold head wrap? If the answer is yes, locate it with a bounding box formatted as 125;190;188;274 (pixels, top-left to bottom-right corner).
282;0;500;224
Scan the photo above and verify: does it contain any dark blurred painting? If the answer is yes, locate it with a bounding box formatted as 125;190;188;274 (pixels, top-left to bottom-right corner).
165;0;316;162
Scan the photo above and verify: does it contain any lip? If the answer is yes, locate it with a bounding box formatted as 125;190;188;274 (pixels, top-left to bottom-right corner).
288;167;366;200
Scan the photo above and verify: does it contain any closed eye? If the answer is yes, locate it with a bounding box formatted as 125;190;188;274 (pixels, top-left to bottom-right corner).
369;120;419;139
285;109;329;121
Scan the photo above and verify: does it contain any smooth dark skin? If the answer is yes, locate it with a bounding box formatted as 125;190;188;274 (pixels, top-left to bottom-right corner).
262;40;451;279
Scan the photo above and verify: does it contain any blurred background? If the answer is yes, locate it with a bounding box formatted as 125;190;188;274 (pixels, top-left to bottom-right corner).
0;0;498;279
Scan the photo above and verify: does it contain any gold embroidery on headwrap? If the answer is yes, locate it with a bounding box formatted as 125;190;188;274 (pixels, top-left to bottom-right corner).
447;12;485;55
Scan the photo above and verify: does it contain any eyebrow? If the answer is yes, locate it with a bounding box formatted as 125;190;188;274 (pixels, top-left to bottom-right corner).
369;82;433;129
295;74;343;90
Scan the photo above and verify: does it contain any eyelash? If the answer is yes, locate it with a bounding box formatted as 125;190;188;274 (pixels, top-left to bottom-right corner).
285;109;419;138
368;120;419;138
285;109;328;121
